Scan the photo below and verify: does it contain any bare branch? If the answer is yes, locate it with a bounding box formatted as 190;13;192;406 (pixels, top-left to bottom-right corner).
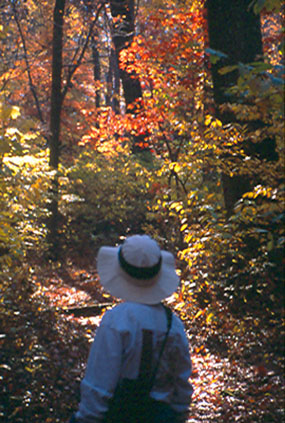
61;1;106;102
11;1;44;123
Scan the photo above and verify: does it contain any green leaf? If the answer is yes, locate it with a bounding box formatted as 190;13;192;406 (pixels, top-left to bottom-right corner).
219;65;237;75
205;48;228;64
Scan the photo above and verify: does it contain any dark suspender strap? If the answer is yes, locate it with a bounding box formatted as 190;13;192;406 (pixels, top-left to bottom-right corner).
138;305;172;392
138;329;153;385
149;305;172;390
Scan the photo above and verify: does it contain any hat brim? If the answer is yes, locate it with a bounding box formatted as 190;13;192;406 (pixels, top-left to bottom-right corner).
97;246;179;305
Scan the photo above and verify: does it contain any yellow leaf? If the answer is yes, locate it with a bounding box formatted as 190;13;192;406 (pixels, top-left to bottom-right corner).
211;119;222;128
194;310;203;319
184;234;193;243
180;223;188;232
10;106;21;120
205;115;212;126
170;201;183;212
206;312;214;324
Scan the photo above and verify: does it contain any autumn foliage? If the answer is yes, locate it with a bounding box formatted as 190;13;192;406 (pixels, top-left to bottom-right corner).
0;0;284;422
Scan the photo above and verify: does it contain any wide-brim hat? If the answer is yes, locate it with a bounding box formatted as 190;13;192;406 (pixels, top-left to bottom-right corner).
97;235;179;305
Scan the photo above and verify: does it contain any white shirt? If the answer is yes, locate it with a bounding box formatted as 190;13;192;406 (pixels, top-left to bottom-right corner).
75;302;193;422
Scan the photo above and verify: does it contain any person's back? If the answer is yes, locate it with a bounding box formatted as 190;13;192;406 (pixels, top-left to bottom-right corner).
70;235;193;423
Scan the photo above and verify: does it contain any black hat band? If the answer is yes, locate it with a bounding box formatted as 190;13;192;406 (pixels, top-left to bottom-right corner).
118;247;162;280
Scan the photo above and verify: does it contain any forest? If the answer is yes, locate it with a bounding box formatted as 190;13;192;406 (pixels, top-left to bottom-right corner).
0;0;284;421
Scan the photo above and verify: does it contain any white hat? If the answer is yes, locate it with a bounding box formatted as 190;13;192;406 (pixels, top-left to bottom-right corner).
97;235;179;305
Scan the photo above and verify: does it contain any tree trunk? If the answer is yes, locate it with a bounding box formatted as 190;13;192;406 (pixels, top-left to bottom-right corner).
206;0;277;216
91;34;101;109
12;2;44;124
106;48;120;113
111;48;121;114
48;0;65;259
207;0;263;110
109;0;146;151
109;0;142;104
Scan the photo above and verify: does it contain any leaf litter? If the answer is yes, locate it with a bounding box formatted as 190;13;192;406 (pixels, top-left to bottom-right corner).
1;261;284;422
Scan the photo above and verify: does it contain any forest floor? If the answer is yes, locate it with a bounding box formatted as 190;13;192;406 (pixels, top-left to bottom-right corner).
2;256;284;423
34;258;284;423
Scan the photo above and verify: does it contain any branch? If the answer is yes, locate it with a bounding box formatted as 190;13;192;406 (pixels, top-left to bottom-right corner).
61;1;106;102
12;2;44;123
161;130;188;195
134;0;140;20
60;302;114;316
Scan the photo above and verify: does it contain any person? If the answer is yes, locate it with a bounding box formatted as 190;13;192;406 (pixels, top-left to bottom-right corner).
70;234;193;423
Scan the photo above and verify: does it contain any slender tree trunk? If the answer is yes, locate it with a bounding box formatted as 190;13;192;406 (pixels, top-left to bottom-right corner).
106;50;113;108
206;0;277;216
106;48;120;113
48;0;65;259
111;48;120;114
12;2;44;124
46;2;105;259
91;34;101;109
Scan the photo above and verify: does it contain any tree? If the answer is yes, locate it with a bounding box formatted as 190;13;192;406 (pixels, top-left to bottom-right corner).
206;0;278;216
109;0;142;104
47;0;66;259
91;33;102;109
47;0;106;257
109;0;147;151
11;1;45;124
